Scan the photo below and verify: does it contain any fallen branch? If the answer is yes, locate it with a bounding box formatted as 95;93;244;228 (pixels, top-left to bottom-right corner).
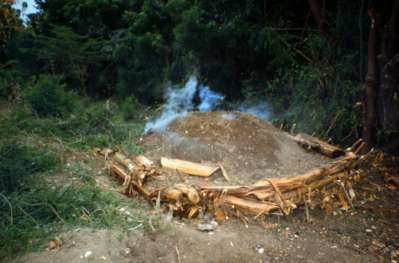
290;133;345;158
161;157;220;177
99;138;367;220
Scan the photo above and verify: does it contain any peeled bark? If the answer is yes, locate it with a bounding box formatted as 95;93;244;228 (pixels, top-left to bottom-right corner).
291;133;345;158
100;139;365;219
161;157;220;177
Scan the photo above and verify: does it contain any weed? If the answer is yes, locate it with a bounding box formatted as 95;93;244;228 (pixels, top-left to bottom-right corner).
0;184;150;259
0;142;59;194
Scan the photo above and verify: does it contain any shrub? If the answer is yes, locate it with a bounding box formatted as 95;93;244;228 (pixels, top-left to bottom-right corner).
0;142;59;194
120;96;141;121
23;75;78;117
0;184;148;259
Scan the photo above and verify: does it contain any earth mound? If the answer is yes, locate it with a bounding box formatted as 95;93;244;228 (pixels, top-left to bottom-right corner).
140;111;330;185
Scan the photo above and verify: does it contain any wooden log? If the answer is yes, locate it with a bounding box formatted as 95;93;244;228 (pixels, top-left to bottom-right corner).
161;157;220;177
135;155;154;167
216;195;279;215
200;154;358;202
291;133;345;158
110;162;151;198
113;152;135;172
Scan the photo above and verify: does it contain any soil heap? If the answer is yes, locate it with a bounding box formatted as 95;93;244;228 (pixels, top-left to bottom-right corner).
140;111;330;185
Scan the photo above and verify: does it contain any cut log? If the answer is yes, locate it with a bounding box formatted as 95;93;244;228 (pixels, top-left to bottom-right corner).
113;152;135;172
99;145;367;220
215;195;279;215
291;133;345;158
161;157;220;177
135;155;154;167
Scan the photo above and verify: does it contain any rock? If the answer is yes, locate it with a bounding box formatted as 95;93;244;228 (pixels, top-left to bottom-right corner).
255;244;265;254
197;220;218;232
84;250;93;258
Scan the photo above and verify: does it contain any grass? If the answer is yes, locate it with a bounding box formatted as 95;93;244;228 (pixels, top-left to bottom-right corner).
0;97;155;260
0;184;152;259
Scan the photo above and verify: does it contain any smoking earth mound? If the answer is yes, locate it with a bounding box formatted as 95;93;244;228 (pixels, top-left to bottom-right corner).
140;111;330;185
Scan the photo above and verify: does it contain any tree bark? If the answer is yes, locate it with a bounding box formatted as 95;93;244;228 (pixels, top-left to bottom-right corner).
362;9;379;152
376;1;399;154
307;0;335;43
381;1;399;130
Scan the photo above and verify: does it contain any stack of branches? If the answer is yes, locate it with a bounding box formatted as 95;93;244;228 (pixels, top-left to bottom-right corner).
97;138;367;220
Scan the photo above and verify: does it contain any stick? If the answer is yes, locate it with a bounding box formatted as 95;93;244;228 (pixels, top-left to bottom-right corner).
303;196;310;222
218;163;230;182
175;246;181;263
0;193;13;225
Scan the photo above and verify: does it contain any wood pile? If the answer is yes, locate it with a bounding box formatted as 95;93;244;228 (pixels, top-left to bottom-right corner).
96;137;367;220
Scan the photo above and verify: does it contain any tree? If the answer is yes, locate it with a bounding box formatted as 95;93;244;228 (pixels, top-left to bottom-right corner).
0;0;21;63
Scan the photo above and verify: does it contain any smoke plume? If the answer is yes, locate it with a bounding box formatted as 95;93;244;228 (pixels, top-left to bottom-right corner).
144;76;197;133
144;75;270;133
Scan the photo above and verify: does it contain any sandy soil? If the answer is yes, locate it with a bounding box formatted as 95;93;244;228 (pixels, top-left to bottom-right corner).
141;111;331;186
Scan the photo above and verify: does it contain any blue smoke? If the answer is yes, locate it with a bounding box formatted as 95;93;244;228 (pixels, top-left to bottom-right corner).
198;86;224;112
238;103;270;120
144;76;197;133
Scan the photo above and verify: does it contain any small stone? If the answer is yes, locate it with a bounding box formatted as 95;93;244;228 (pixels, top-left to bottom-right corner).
366;229;372;233
84;251;93;258
255;245;264;254
197;220;218;232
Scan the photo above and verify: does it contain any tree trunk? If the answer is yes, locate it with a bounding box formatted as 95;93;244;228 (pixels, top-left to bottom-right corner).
362;9;379;152
381;1;399;154
307;0;335;43
383;0;399;126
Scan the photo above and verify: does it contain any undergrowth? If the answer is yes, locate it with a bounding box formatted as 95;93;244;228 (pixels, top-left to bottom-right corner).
0;184;152;259
0;96;153;260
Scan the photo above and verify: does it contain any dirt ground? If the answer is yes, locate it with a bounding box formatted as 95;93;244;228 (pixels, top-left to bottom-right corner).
141;111;331;186
9;168;399;263
8;111;399;263
11;175;399;263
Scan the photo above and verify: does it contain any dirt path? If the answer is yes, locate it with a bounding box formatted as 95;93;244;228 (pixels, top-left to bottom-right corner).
9;215;378;263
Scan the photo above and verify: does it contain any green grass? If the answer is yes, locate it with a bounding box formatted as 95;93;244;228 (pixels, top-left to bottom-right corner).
0;184;151;259
0;97;154;260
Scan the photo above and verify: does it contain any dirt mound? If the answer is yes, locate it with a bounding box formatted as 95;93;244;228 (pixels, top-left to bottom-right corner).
141;111;330;184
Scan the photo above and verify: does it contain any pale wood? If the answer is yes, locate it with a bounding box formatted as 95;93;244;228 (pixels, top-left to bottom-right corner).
135;155;154;167
216;195;279;215
291;133;345;158
161;157;220;177
113;152;135;172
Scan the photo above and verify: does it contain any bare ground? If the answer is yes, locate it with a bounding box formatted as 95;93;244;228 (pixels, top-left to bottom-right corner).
8;159;399;263
8;111;399;263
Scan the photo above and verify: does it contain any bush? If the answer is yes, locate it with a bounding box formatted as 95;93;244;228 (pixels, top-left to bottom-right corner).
0;142;59;194
120;96;141;121
23;75;78;117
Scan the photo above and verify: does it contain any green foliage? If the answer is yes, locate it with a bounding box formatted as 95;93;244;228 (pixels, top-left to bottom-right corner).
0;142;59;194
23;74;78;117
120;96;141;121
113;31;167;102
0;2;22;61
268;62;363;145
0;184;148;259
